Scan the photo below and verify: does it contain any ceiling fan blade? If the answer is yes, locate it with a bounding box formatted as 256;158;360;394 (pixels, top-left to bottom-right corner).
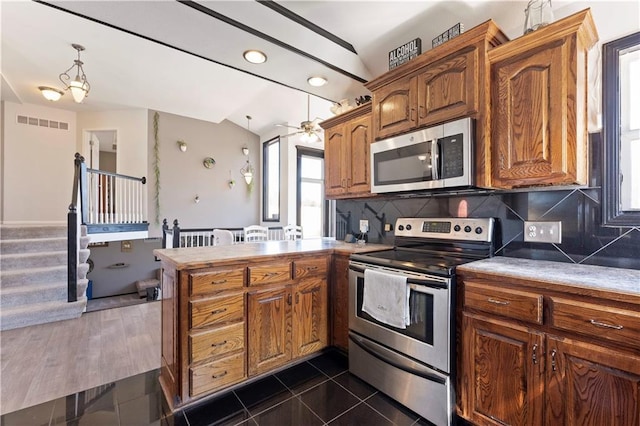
275;123;301;130
280;130;303;138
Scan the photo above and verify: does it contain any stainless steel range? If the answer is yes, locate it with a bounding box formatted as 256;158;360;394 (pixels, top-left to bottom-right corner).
348;217;497;426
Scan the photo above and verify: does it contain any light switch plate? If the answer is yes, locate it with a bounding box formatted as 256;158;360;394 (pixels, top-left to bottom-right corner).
524;221;562;244
359;219;369;233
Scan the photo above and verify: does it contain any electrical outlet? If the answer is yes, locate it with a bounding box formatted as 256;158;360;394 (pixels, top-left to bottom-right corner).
359;219;369;233
524;221;562;244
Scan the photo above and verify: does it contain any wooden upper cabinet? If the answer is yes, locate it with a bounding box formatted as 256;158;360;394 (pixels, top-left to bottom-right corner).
372;75;417;140
320;103;372;199
417;47;478;128
488;9;598;188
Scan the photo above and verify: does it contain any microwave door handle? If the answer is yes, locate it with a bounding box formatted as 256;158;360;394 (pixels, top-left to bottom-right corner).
431;139;439;180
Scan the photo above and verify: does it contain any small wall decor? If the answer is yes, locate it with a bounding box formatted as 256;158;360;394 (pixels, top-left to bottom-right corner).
228;170;236;189
432;23;464;48
203;157;216;169
177;140;187;152
389;38;422;69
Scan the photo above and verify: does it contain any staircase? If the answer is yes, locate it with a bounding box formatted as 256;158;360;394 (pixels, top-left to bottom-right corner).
0;225;89;331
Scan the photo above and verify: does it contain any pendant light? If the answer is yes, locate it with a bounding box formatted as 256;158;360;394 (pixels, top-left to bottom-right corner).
59;44;91;103
240;115;255;186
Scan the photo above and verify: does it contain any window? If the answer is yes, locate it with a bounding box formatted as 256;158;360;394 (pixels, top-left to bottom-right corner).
262;137;280;222
297;147;326;238
619;45;640;210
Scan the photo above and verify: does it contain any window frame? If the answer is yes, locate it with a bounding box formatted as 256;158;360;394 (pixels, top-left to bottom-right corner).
296;146;327;236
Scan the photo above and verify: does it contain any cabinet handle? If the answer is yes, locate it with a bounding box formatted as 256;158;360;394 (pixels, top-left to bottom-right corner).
264;272;279;277
306;266;318;271
550;349;557;371
487;298;510;306
410;107;416;122
211;340;228;348
287;293;292;305
296;293;300;304
532;344;538;365
499;153;505;170
347;178;352;188
211;279;227;285
418;105;425;119
589;319;624;330
211;308;227;315
212;371;228;379
341;179;346;188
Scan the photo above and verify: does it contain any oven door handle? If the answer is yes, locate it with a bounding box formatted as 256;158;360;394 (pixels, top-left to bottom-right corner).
349;264;448;290
349;333;447;385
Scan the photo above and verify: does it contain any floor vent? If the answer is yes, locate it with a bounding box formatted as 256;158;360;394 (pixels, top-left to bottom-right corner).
16;115;69;130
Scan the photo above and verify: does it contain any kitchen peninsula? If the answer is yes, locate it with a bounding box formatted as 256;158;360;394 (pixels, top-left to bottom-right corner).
154;239;390;410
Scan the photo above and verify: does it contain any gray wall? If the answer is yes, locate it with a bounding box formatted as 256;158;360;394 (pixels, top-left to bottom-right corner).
147;110;260;236
87;239;162;298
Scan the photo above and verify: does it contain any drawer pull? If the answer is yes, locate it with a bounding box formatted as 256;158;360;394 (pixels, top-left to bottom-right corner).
264;272;279;277
307;266;318;271
211;308;227;315
211;279;227;285
589;319;624;330
212;371;228;379
211;340;228;348
532;344;538;365
487;298;510;306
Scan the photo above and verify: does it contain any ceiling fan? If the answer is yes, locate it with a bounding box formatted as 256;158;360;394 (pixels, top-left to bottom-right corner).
276;94;323;143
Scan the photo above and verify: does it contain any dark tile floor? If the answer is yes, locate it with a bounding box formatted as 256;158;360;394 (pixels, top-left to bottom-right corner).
1;350;435;426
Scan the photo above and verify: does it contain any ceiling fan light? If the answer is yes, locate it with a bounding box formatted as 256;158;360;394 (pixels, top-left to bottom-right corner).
307;76;327;87
38;86;64;102
243;50;267;64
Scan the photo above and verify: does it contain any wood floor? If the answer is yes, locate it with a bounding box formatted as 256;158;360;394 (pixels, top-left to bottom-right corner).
0;301;161;415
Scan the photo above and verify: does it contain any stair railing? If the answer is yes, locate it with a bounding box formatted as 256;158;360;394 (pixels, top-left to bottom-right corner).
68;153;86;302
86;168;147;225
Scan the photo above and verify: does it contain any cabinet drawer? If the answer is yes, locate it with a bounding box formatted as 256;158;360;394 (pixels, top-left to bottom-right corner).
190;268;244;296
464;282;543;324
248;263;291;286
190;352;245;397
190;322;245;364
550;297;640;348
294;257;327;279
190;293;244;329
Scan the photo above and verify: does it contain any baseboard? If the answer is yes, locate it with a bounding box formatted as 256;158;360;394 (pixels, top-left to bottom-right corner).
1;221;67;226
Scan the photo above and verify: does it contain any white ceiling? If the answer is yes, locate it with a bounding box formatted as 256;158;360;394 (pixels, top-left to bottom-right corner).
0;0;618;137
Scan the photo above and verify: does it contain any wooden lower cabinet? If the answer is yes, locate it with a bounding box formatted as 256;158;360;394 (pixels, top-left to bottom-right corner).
459;273;640;426
546;337;640;426
462;313;544;426
248;276;328;376
247;286;292;376
331;254;350;351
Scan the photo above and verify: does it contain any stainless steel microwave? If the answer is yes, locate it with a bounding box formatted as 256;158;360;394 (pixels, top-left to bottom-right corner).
370;117;473;193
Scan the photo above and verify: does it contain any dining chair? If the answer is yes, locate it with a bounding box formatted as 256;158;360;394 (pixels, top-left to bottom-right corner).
283;225;303;240
243;225;268;242
213;229;235;246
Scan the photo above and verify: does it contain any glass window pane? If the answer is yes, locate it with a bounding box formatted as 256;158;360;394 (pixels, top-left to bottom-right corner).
300;181;323;238
263;138;280;221
301;156;323;179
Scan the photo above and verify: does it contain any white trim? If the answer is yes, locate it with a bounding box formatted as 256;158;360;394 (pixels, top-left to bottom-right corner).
88;231;148;243
0;220;67;226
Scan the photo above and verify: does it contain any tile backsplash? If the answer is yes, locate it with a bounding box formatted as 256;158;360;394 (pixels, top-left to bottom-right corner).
336;135;640;270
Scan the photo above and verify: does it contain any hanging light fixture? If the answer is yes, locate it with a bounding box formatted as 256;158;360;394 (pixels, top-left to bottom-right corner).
59;43;91;103
38;86;64;102
240;115;255;186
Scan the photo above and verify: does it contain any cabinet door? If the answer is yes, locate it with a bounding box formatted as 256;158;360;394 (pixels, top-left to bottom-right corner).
293;277;328;358
546;336;640;426
247;287;292;376
491;39;580;188
462;313;544;426
417;47;478;127
345;114;372;195
325;126;346;197
373;75;417;140
331;255;350;351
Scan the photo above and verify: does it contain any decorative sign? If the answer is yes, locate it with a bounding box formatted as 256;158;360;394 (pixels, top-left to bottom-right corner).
388;38;422;70
432;23;464;48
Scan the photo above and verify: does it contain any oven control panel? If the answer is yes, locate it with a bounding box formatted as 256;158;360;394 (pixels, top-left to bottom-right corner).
395;217;494;242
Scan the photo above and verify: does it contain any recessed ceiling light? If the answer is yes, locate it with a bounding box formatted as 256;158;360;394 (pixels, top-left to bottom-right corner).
307;76;328;87
38;86;64;102
243;50;267;64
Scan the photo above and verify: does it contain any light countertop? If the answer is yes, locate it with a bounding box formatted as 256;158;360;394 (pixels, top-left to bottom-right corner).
154;239;392;269
458;257;640;296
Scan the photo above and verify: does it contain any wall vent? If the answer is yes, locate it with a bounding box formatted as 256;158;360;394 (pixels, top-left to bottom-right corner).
16;115;68;131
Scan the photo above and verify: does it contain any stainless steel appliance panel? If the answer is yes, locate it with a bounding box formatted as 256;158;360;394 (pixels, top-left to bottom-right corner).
349;332;452;426
348;262;451;373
